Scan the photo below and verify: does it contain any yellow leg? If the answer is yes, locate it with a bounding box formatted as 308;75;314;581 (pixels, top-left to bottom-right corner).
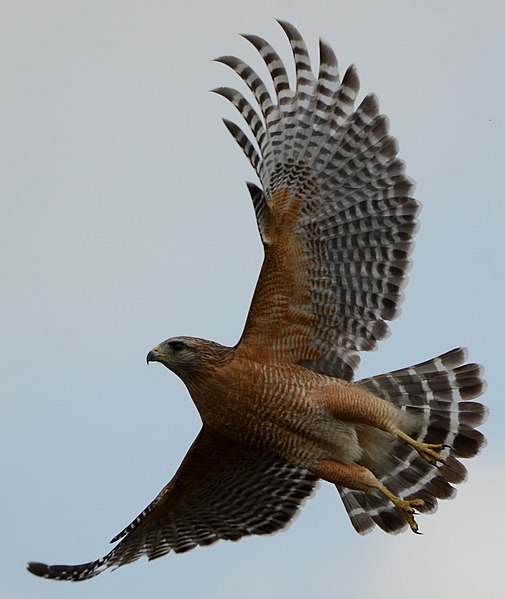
395;429;447;465
377;482;425;534
312;460;425;534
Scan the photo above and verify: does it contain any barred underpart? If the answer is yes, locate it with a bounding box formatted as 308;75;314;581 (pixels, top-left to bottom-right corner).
215;20;419;380
338;348;488;534
27;448;317;581
27;21;488;584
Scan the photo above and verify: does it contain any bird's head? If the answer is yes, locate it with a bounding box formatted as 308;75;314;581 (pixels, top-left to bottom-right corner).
146;336;232;381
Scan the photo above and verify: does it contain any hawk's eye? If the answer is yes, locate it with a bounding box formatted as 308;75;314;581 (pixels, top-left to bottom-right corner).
169;340;185;352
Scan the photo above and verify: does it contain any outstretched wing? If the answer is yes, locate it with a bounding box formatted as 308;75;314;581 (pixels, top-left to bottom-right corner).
215;21;420;380
28;428;316;581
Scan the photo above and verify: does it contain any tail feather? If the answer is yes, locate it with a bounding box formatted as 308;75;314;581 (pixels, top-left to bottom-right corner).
339;348;488;535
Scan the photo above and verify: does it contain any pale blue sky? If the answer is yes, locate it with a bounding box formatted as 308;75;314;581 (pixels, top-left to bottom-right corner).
2;1;504;598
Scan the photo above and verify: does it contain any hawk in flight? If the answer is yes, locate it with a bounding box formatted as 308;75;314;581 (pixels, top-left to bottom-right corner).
28;20;488;581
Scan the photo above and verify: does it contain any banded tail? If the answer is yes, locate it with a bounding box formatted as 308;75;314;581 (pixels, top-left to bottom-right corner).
339;347;488;534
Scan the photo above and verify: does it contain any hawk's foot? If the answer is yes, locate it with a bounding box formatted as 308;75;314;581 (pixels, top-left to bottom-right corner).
378;483;425;534
395;429;447;465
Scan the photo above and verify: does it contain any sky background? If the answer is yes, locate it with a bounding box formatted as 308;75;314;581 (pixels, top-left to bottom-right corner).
2;1;504;598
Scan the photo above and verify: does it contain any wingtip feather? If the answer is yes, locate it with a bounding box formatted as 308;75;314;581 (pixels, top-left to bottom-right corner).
27;561;49;578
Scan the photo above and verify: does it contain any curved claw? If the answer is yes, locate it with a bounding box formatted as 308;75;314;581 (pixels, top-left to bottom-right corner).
396;429;448;466
378;482;425;534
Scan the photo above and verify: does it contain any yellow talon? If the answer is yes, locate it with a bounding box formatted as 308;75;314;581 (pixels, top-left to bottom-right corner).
399;498;424;534
378;483;425;533
396;429;447;465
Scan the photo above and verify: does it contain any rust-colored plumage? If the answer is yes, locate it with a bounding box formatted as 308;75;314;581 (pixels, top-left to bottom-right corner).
28;21;488;581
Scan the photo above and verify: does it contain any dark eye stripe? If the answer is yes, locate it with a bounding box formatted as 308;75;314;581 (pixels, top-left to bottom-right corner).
170;341;185;352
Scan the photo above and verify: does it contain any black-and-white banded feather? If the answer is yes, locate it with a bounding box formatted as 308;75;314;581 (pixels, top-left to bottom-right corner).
26;21;488;584
338;348;488;534
27;431;317;581
215;20;419;380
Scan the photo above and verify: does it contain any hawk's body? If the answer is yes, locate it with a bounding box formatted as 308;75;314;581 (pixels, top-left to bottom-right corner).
181;341;397;470
28;21;488;582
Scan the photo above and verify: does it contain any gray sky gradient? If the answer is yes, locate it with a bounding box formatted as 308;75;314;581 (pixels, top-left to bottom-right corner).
2;1;504;597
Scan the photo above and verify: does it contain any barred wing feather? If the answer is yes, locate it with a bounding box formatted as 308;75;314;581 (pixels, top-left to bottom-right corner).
27;428;317;580
215;21;419;379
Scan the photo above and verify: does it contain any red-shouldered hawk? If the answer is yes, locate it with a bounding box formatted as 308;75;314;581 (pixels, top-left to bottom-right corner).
28;20;487;581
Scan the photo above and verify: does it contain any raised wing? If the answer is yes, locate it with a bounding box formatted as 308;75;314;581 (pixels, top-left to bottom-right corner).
215;21;420;379
27;427;316;580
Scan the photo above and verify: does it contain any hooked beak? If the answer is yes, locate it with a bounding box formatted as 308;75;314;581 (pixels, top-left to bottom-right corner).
146;346;161;365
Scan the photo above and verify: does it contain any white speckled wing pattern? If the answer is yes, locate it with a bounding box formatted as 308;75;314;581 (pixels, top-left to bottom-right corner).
26;22;488;585
338;348;488;534
215;20;420;380
27;428;317;580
